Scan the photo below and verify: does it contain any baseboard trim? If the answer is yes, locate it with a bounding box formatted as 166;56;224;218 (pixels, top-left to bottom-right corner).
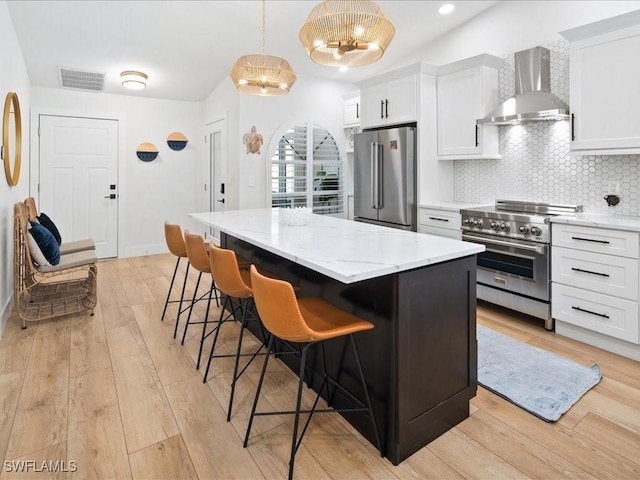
121;244;168;258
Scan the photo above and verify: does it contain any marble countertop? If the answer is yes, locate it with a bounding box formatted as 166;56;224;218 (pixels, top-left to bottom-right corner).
551;213;640;232
419;202;493;212
190;208;484;284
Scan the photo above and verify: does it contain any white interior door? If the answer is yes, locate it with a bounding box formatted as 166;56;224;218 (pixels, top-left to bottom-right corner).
39;115;118;258
206;119;226;243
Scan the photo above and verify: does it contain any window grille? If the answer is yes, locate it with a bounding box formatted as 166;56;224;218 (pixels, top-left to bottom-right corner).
271;124;343;215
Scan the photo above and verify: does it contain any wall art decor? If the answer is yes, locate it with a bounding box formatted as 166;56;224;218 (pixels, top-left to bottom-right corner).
136;142;159;162
167;131;188;151
3;92;22;186
242;125;263;154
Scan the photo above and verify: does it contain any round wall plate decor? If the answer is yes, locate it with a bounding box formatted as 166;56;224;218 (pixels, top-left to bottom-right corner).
137;142;159;162
167;131;188;151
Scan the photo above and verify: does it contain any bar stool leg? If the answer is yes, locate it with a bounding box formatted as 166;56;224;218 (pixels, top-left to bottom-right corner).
161;257;181;321
212;280;220;308
195;282;215;369
289;343;312;480
177;271;201;341
175;262;190;324
203;295;231;383
243;335;274;448
227;298;267;421
227;298;249;421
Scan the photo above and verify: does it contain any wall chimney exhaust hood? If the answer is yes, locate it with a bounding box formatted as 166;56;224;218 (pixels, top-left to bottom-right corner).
477;46;569;125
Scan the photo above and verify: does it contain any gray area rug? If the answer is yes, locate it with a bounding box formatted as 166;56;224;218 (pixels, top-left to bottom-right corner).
477;325;602;422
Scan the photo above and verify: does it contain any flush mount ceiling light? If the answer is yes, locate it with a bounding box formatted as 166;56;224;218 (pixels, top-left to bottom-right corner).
299;0;395;68
230;0;296;96
120;71;147;90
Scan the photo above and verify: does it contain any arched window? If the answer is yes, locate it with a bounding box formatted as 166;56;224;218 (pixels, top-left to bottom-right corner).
270;123;343;215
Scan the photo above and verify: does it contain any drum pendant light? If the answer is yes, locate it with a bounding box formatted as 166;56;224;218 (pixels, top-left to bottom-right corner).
230;0;296;96
299;0;395;68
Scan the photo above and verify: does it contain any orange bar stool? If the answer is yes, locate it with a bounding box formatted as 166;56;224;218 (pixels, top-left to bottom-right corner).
182;230;220;369
244;265;383;480
203;243;269;421
162;222;191;325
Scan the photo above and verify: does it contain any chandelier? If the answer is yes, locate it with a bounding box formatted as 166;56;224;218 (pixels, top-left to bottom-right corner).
299;0;395;68
230;0;296;96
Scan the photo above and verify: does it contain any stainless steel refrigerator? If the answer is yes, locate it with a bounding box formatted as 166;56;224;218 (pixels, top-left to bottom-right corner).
354;126;417;231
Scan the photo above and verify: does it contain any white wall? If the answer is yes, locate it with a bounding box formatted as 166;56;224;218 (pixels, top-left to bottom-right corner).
200;77;240;218
202;73;357;213
411;1;640;65
30;87;203;257
0;0;31;336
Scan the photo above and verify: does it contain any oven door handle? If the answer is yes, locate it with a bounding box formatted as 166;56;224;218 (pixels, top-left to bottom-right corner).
462;234;547;255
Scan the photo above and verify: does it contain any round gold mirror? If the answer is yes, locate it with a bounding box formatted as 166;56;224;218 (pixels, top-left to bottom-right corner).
3;92;22;186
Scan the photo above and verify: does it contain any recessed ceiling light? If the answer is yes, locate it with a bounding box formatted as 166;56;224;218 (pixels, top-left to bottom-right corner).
439;4;455;15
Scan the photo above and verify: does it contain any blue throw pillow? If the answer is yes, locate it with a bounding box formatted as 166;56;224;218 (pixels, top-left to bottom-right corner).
37;212;62;245
29;222;61;265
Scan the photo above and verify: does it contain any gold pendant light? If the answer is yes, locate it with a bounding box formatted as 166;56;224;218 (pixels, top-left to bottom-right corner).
299;0;395;68
230;0;296;96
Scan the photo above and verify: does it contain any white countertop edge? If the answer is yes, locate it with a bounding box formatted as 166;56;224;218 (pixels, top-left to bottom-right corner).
214;223;483;283
191;209;484;284
551;214;640;232
295;247;485;283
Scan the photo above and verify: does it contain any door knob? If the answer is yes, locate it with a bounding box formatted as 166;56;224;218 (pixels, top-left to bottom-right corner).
216;198;225;204
104;194;116;199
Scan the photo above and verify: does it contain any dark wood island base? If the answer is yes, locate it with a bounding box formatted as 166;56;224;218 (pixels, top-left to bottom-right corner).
222;233;478;465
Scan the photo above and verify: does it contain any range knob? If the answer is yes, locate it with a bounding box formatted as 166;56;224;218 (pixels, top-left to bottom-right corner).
499;223;510;232
490;221;500;230
463;218;471;226
473;220;483;228
519;225;530;235
530;226;542;236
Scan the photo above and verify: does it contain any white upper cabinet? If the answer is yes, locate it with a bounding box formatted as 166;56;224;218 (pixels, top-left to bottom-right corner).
436;55;503;160
561;11;640;154
342;91;361;153
343;92;360;127
360;75;417;129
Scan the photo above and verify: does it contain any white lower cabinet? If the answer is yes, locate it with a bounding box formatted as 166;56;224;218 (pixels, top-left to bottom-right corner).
552;247;639;301
552;283;638;343
418;208;461;240
551;223;640;360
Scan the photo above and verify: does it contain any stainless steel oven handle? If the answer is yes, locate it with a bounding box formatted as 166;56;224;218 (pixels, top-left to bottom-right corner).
462;234;547;255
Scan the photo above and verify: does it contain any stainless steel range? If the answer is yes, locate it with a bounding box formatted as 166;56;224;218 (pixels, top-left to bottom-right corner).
461;200;582;330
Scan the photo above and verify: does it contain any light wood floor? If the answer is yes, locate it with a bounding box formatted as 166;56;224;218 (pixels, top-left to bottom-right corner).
0;253;639;479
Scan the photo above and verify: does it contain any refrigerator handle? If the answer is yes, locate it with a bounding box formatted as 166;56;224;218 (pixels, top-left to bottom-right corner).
370;142;378;209
377;143;383;208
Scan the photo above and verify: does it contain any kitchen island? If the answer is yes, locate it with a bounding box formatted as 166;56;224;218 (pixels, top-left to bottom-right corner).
189;208;484;464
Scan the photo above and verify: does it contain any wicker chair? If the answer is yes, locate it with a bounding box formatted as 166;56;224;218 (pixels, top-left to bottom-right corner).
24;197;95;255
13;202;98;328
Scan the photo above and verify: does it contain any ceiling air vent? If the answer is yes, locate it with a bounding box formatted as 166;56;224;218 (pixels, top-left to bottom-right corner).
59;68;105;92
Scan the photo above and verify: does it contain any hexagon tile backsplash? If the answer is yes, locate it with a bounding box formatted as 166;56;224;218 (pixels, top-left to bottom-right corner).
454;39;640;216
